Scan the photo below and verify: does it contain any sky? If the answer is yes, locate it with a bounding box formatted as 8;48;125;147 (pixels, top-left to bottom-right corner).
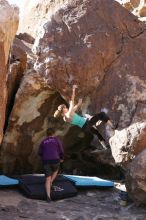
7;0;24;9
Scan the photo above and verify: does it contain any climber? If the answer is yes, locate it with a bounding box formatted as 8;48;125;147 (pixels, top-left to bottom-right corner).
54;85;114;150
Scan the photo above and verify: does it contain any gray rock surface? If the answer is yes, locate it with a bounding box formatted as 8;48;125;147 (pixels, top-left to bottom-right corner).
0;186;146;220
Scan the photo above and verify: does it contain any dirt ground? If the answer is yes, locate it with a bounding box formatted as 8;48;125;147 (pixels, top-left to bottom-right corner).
0;184;146;220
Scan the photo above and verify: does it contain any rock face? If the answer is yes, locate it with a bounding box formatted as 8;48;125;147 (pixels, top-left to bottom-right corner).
109;122;146;164
10;38;28;73
126;148;146;205
1;70;64;174
0;0;19;144
116;0;146;21
6;38;27;123
33;0;146;128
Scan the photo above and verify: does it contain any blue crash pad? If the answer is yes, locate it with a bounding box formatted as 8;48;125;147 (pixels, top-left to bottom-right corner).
63;175;114;188
0;175;19;186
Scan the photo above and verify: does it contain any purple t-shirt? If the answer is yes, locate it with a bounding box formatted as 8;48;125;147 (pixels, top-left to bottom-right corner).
38;136;64;161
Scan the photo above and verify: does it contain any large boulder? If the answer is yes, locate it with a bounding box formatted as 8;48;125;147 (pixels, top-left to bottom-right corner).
33;0;146;128
126;148;146;205
1;70;66;174
0;0;19;144
2;28;72;174
109;122;146;164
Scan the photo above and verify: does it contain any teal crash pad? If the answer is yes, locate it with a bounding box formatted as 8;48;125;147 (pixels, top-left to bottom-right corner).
63;175;114;188
0;175;19;186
